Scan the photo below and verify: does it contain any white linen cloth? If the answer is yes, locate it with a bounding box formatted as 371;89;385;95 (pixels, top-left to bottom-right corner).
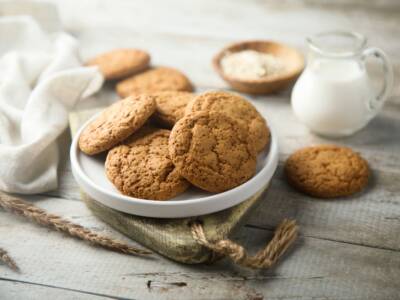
0;9;103;193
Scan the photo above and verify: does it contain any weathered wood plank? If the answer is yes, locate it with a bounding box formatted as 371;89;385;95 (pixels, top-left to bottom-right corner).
277;0;400;9
248;164;400;251
47;158;400;252
0;279;113;300
45;0;400;99
71;28;400;101
48;0;400;47
0;196;399;299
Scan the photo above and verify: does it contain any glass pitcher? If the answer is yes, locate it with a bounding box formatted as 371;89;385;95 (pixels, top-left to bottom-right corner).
291;31;393;137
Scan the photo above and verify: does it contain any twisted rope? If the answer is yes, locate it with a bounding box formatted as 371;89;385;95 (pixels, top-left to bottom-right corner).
0;193;152;257
0;247;19;272
191;219;298;269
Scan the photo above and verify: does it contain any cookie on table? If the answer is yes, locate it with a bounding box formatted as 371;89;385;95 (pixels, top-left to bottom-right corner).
78;95;156;155
86;49;150;80
116;67;193;98
284;145;369;198
169;111;257;193
185;91;269;153
151;91;195;128
105;127;190;200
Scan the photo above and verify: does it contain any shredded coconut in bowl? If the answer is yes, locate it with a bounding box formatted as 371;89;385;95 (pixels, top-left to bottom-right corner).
220;50;286;80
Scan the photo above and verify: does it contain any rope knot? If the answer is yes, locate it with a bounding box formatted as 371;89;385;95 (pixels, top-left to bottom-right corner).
191;219;298;269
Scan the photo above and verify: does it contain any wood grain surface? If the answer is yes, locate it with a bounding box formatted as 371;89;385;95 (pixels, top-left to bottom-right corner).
0;0;399;299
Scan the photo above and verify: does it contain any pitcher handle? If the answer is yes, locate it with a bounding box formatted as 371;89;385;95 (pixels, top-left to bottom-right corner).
361;47;394;114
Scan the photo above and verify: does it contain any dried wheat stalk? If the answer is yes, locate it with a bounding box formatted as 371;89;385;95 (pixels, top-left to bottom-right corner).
0;247;19;272
0;192;152;256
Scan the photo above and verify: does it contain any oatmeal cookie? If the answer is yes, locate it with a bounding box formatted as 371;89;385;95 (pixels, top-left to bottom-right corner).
86;49;150;80
169;111;257;193
106;127;189;200
151;91;195;128
285;145;369;198
185;91;269;152
116;67;193;98
78;95;156;155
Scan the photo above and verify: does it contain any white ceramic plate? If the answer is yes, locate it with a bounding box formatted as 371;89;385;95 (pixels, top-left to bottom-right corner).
70;115;279;218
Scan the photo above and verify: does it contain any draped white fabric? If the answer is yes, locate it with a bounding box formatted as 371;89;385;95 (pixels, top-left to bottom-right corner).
0;11;103;193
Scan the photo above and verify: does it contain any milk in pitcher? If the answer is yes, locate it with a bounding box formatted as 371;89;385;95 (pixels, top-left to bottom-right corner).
291;31;393;137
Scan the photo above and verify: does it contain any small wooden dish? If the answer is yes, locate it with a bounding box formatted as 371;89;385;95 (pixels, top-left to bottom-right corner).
213;40;305;94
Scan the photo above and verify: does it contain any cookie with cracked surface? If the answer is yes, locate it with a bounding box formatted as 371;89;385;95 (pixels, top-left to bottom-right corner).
86;49;150;81
285;145;369;198
105;127;190;200
169;111;257;193
78;95;156;155
151;91;195;128
185;91;269;153
116;67;193;98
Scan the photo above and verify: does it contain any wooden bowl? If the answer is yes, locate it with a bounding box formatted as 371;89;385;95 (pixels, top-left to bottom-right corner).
213;40;305;94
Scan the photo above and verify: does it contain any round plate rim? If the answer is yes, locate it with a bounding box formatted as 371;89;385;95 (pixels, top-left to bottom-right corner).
70;113;279;216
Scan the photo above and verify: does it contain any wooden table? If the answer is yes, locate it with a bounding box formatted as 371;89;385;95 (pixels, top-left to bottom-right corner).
1;1;400;299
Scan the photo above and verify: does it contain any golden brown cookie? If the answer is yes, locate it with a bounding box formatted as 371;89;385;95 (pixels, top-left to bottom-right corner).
285;145;369;198
151;91;195;128
169;111;257;193
116;67;193;98
105;127;190;200
78;95;156;155
86;49;150;80
185;91;269;153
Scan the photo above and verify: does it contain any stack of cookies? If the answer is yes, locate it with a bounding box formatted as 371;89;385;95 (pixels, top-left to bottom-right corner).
80;49;270;200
